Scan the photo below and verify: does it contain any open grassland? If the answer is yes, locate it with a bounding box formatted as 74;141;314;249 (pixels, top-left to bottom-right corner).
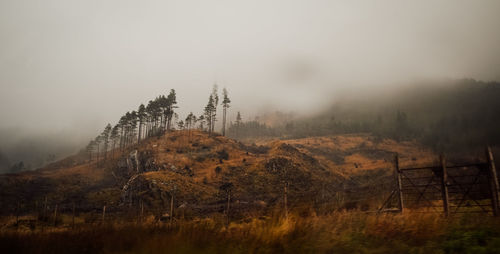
0;131;442;214
1;131;497;253
1;211;500;254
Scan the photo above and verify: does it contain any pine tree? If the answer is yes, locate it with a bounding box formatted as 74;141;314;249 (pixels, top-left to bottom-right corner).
118;115;127;150
123;112;132;146
177;120;184;130
137;104;146;143
185;112;196;130
191;114;197;130
204;95;215;134
145;101;153;138
166;89;178;132
211;85;219;133
128;111;138;144
198;115;206;131
157;95;167;130
221;87;231;136
94;135;102;166
86;140;96;164
101;124;112;161
110;124;119;159
236;111;242;126
235;111;242;138
84;89;180;163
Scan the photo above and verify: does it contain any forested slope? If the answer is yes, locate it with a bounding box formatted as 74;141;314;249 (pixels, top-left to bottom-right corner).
228;79;500;151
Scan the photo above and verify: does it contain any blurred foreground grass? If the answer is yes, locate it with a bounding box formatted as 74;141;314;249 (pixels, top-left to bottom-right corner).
1;211;500;254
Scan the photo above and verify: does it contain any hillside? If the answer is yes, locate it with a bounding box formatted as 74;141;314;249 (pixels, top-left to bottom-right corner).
0;131;437;219
228;79;500;152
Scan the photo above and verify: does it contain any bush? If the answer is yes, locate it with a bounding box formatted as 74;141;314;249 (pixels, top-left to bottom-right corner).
215;166;222;175
216;150;229;161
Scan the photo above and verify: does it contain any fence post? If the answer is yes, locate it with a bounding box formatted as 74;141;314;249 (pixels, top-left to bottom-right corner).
102;205;106;224
42;197;47;232
35;200;39;228
16;202;20;227
440;155;450;217
170;194;174;226
53;204;58;227
141;201;144;223
72;202;75;229
395;154;404;213
43;196;48;220
486;146;499;216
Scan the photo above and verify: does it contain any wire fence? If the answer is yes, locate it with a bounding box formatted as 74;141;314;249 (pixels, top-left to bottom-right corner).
4;148;499;230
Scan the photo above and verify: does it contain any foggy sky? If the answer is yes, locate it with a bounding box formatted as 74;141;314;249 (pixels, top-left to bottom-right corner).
1;0;500;140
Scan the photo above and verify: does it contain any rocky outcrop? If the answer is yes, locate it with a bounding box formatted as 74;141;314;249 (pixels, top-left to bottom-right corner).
119;150;159;175
126;150;139;173
121;174;169;206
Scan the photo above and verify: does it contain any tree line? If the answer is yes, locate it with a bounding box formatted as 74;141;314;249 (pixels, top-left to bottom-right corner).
86;85;236;165
226;79;500;152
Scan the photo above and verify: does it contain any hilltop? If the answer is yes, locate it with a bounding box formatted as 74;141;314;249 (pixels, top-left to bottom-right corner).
0;130;439;219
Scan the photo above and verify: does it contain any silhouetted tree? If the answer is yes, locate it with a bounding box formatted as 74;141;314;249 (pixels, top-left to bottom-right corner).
101;124;112;160
211;85;219;133
185;112;196;130
137;104;146;143
94;135;102;165
9;161;25;173
177;120;184;130
110;124;119;158
198;115;206;131
235;111;242;137
86;140;95;164
128;111;138;144
146;100;161;136
221;87;231;136
83;89;182;160
204;94;215;134
165;89;178;132
236;111;242;126
118;114;128;150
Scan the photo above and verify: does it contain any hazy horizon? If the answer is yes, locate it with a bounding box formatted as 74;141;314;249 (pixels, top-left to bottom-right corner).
1;1;500;171
2;1;500;131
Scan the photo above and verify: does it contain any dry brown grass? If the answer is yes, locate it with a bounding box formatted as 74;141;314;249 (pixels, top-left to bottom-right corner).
3;131;497;253
0;131;440;212
282;134;436;175
1;210;499;254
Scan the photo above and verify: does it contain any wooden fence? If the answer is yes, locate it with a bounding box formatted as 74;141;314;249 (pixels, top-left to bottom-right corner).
380;147;499;216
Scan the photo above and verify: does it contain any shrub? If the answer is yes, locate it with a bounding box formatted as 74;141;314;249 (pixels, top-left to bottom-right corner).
217;149;229;161
215;166;222;175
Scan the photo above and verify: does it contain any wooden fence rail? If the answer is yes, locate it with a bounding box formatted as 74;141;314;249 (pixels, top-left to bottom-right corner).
380;146;499;216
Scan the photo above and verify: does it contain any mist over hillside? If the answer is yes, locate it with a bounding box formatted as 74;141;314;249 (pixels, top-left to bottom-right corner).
0;150;9;172
1;78;499;174
2;1;500;176
0;128;89;173
229;79;500;152
2;2;500;253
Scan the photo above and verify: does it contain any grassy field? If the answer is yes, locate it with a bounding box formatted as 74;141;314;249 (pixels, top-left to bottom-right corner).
1;131;497;253
1;211;500;254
